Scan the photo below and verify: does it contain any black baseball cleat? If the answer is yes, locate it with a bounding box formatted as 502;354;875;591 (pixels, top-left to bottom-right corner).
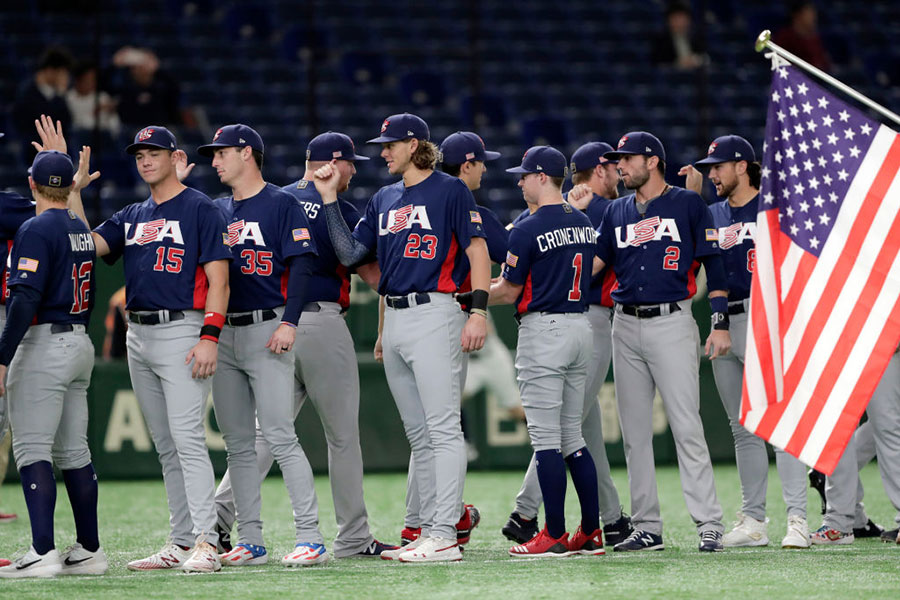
698;530;724;552
502;512;539;544
808;469;827;515
613;529;664;552
880;528;899;543
603;512;634;547
215;522;233;553
853;519;884;538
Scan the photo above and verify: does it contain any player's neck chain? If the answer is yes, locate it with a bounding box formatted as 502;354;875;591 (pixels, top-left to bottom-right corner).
636;184;671;215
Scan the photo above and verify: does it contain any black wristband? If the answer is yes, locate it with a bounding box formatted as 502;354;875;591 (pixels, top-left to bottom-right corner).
471;289;489;312
199;324;222;342
456;291;473;312
711;312;730;331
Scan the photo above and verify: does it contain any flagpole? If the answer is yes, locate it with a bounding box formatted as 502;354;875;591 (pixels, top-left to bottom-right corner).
755;29;900;127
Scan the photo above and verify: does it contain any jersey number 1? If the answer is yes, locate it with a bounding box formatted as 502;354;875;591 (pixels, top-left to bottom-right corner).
568;253;583;301
70;261;92;314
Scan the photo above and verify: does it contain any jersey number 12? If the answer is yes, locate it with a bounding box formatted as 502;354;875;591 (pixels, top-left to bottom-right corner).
70;261;92;314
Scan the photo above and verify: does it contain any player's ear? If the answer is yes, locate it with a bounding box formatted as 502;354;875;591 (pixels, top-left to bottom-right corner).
28;175;36;191
408;138;419;153
646;155;659;171
735;160;748;176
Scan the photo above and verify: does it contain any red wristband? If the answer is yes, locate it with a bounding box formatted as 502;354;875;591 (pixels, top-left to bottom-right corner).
204;311;226;328
200;311;225;343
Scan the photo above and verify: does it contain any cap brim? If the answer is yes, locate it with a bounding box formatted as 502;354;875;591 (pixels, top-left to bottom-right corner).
602;151;639;161
694;156;730;166
483;150;501;161
126;142;173;155
366;135;406;144
349;153;370;161
505;166;532;173
197;143;235;157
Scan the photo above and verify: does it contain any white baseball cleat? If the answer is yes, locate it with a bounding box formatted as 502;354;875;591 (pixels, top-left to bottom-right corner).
282;543;329;567
722;512;769;547
0;546;62;578
59;543;108;575
381;536;426;561
220;543;268;566
183;541;221;573
397;536;462;563
781;515;811;549
127;542;191;571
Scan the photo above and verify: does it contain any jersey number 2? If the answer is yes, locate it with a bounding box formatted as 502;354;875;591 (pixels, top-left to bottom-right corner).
663;246;680;271
568;253;583;301
404;234;437;260
70;261;92;314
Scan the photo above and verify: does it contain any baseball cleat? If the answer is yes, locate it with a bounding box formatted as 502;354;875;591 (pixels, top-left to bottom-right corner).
59;543;108;575
722;512;769;547
0;512;17;523
400;526;422;546
0;559;9;567
220;543;268;566
781;515;811;549
182;541;221;573
880;528;899;543
509;527;572;558
0;546;62;578
613;529;664;552
699;530;724;552
568;526;605;555
126;542;191;571
282;543;328;567
215;521;233;553
852;519;884;538
397;536;462;563
808;469;827;515
351;540;400;557
502;512;539;544
602;512;633;547
456;504;480;545
810;526;854;545
381;536;426;561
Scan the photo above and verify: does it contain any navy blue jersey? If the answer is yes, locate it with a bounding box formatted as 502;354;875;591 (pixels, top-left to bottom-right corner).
458;204;509;292
8;208;95;325
502;203;595;315
596;186;719;304
708;195;758;302
353;171;486;296
215;183;317;313
0;191;36;303
568;193;617;308
94;186;232;311
511;208;532;227
282;179;361;309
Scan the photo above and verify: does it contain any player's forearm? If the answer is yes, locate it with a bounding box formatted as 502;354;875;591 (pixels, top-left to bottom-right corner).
0;285;41;366
466;238;491;293
202;259;230;315
357;261;381;290
282;254;313;325
323;202;370;267
488;278;522;305
592;256;606;276
67;189;89;227
377;295;385;335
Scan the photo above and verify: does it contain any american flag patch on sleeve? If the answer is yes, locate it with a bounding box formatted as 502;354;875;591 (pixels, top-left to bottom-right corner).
17;257;39;272
470;210;483;224
293;228;311;241
705;228;718;241
505;252;518;267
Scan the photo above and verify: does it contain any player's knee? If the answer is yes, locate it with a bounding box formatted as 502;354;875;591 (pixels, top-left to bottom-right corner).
561;434;586;457
527;423;562;452
13;443;53;471
53;448;91;471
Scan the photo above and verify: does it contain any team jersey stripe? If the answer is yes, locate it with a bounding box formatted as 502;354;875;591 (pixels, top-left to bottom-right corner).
516;273;533;314
192;265;209;310
436;235;460;293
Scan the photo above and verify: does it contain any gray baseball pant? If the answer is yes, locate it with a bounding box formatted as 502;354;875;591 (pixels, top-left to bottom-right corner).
127;311;218;547
711;306;807;521
612;300;724;536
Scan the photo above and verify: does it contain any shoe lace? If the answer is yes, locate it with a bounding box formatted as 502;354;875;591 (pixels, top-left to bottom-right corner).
701;530;721;543
621;529;642;544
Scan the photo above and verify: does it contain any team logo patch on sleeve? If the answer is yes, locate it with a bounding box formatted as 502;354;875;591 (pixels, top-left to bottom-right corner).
505;251;518;267
705;228;718;241
293;228;311;241
222;232;229;245
470;210;483;224
17;257;39;272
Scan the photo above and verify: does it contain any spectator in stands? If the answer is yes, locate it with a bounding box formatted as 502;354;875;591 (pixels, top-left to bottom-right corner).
112;46;192;130
11;46;73;163
650;2;707;70
67;60;121;137
773;1;831;72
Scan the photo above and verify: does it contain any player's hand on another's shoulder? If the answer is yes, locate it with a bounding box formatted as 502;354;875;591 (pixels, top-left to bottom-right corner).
567;183;593;210
265;323;296;355
186;339;218;379
678;164;703;195
73;146;101;191
461;312;487;353
705;329;732;360
312;159;341;200
173;149;196;182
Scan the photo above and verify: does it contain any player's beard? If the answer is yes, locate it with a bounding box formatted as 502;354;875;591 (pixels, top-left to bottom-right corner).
716;179;737;199
623;167;649;190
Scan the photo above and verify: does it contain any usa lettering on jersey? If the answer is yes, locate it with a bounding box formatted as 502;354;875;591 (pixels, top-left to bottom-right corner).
717;221;756;249
615;216;682;248
226;220;267;246
536;226;596;253
379;205;432;235
125;219;184;246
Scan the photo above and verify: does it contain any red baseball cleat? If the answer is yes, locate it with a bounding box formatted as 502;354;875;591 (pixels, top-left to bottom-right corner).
568;526;605;555
509;527;572;558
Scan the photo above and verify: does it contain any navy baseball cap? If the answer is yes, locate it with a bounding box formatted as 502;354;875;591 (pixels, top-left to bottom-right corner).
506;146;568;178
29;150;74;188
125;125;177;155
306;131;369;162
570;142;617;174
367;113;430;143
439;131;501;165
694;135;756;166
198;124;265;157
603;132;666;163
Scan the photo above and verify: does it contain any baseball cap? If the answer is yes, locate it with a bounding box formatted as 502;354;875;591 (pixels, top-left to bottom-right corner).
439;131;501;165
198;124;265;157
29;150;74;188
603;132;666;163
306;131;369;162
367;113;430;143
125;125;177;155
694;135;756;166
506;146;568;178
570;141;617;174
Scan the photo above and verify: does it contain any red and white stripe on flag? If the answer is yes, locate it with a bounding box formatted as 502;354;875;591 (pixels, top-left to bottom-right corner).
740;64;900;475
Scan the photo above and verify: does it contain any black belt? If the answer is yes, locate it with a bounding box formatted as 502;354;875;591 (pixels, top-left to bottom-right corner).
620;303;681;319
51;324;75;334
129;310;185;325
728;301;747;315
385;293;431;310
226;309;278;327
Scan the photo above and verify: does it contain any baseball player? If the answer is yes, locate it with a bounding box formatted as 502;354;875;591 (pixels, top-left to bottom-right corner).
0;148;105;577
213;131;396;559
476;145;600;557
594;132;727;552
197;124;331;567
680;135;810;548
69;125;232;573
502;142;633;546
314;113;490;563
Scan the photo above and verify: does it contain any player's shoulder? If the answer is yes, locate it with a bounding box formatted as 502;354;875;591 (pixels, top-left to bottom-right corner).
707;198;729;217
604;194;634;216
179;185;216;206
263;182;300;206
282;179;319;200
667;185;705;206
0;190;32;207
476;203;503;224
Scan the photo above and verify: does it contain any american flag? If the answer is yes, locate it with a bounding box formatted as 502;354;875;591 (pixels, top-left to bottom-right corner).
740;64;900;475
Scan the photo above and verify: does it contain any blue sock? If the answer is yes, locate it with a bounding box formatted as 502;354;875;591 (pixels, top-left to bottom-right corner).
535;449;567;538
20;461;57;554
565;447;600;533
62;464;100;552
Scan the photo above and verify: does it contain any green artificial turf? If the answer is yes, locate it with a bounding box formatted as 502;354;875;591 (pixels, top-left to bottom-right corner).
0;465;897;599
